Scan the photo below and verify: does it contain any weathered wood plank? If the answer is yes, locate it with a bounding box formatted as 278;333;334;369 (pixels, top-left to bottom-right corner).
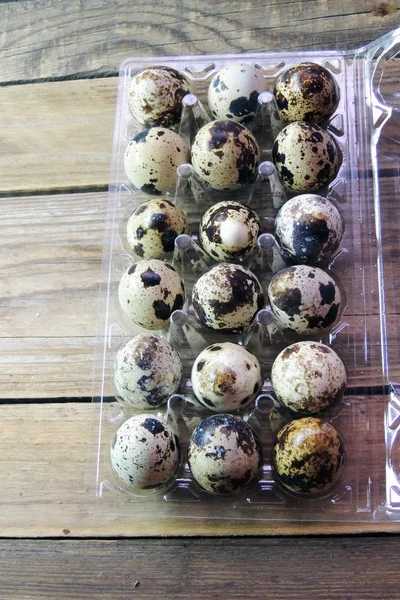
0;80;116;194
0;401;395;537
1;537;400;600
1;0;399;83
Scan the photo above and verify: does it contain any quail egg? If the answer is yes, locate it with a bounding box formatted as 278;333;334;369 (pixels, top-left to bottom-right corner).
192;263;264;333
191;342;262;412
272;122;342;192
191;120;260;190
114;334;183;408
126;198;188;259
199;201;261;261
272;417;345;495
274;62;339;124
274;194;344;264
118;259;185;330
268;265;341;334
208;63;267;124
124;128;190;195
271;341;347;414
110;414;180;489
188;413;263;495
128;66;192;128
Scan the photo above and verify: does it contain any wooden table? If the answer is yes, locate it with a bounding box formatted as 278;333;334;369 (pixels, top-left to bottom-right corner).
1;1;400;598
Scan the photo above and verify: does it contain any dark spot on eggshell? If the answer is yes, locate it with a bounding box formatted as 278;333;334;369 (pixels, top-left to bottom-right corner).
279;165;295;187
161;230;178;252
142;417;165;435
311;131;323;143
209;345;222;352
199;397;215;408
319;281;336;305
281;344;301;360
134;243;145;257
137;374;152;391
308;271;315;278
275;90;289;111
196;360;205;372
140;268;161;287
149;213;168;232
206;468;254;495
152;300;171;320
134;129;150;144
205;446;227;460
136;226;145;239
171;293;184;312
141;183;162;196
290;218;330;263
271;287;302;317
208;269;263;318
128;264;137;275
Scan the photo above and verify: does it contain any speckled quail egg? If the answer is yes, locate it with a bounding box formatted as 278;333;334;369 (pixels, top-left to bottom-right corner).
124;128;190;195
128;66;192;128
274;194;344;264
272;122;342;193
208;63;267;124
191;120;260;190
271;341;347;415
114;334;183;408
272;417;345;495
199;201;261;261
110;414;180;489
274;62;339;124
192;263;264;333
188;413;262;495
126;198;188;259
191;342;262;412
268;265;341;334
118;259;185;330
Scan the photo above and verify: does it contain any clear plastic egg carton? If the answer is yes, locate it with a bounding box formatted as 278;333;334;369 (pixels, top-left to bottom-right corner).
91;28;400;524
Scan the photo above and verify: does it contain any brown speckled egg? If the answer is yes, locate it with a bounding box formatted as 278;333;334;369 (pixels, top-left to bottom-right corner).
268;265;341;334
188;413;262;495
191;342;262;412
124;128;190;196
191;120;260;190
128;66;192;128
118;260;185;330
192;263;264;333
199;201;261;261
114;334;183;408
271;341;347;414
126;198;188;259
110;414;180;489
274;62;339;124
275;194;344;264
208;63;266;124
272;417;345;495
272;122;342;193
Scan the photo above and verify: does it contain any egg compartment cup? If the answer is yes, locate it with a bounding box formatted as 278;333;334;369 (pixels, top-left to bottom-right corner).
90;29;400;523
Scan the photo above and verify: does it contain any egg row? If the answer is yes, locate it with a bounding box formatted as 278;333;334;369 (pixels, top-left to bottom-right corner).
110;411;345;497
118;259;342;335
123;119;342;196
128;62;339;129
114;335;347;416
123;194;344;266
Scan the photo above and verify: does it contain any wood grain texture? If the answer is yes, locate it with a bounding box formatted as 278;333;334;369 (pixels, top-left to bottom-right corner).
0;400;395;537
0;80;116;194
1;0;399;83
1;537;400;600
